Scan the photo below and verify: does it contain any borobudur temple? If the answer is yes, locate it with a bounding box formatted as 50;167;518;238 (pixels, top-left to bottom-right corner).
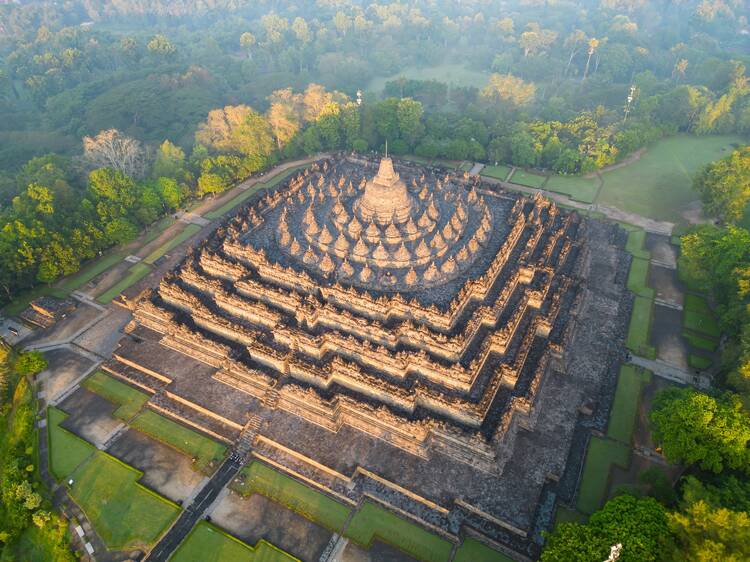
105;154;632;560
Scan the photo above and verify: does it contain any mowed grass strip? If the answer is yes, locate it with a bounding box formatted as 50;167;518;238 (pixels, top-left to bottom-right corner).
69;452;179;549
480;165;511;181
170;521;298;562
143;223;202;264
626;296;656;359
607;365;651;444
234;462;351;532
345;501;453;562
47;407;95;482
683;294;720;338
453;538;514;562
627;258;654;299
689;354;712;370
682;329;718;352
576;437;631;514
82;371;149;421
510;169;546;188
57;250;127;293
625;229;650;260
95;262;152;304
204;184;266;220
544;175;599;204
130;410;227;474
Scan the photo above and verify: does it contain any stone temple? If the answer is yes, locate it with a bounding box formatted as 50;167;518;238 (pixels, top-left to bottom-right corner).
106;154;631;559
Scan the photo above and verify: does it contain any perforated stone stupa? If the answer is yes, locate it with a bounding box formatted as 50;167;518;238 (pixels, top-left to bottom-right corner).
105;154;632;560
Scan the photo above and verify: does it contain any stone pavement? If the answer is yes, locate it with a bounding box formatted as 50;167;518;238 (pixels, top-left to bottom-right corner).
630;354;710;389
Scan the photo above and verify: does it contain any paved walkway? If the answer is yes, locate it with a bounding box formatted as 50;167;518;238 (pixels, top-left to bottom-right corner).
143;456;243;561
630;355;711;389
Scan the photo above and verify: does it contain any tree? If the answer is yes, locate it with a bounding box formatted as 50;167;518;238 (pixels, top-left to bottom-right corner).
481;74;536;106
519;23;558;57
542;495;671;561
267;98;301;150
195;105;274;161
82;129;148;178
151;141;188;183
147;34;176;57
14;350;46;376
239;32;256;58
564;30;588;77
650;388;750;474
693;145;750;224
583;38;600;81
669;500;750;561
396;98;424;147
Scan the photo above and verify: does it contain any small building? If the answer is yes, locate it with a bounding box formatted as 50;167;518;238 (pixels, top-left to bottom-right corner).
20;296;76;328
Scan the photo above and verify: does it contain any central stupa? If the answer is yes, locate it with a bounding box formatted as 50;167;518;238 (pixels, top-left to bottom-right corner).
275;155;494;290
354;156;414;224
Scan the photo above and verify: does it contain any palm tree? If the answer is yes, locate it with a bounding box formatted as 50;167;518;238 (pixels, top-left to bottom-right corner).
583;38;599;81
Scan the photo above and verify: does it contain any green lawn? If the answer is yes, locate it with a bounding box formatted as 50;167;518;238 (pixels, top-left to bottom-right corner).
69;452;180;549
625;229;650;260
596;135;745;224
607;365;651;444
170;521;297;562
47;407;96;482
481;165;511;181
10;523;74;562
95;262;153;304
682;329;719;352
56;250;128;293
261;165;308;188
82;371;149;421
509;169;547;188
204;184;267;220
144;223;202;264
130;410;227;474
626;296;656;359
576;437;631;514
627;258;654;299
683;294;720;338
553;505;588;528
459;162;473;172
544;175;600;204
689;354;713;370
233;462;351;532
346;501;454;562
453;538;513;562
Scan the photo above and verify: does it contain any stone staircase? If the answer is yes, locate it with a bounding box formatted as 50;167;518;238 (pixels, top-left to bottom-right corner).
263;388;280;409
236;414;262;459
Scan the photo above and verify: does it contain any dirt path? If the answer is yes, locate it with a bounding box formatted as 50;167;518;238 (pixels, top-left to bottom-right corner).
584;147;647;179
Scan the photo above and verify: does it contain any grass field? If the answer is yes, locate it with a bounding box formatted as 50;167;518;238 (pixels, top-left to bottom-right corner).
144;223;202;264
82;371;149;421
683;294;720;338
204;186;264;220
682;330;718;352
2;285;69;316
453;538;513;562
554;505;588;528
346;501;454;562
57;251;127;293
625;229;650;260
480;165;511;181
626;296;656;359
130;410;227;474
596;135;745;223
576;437;631;514
627;258;655;299
170;522;297;562
607;365;651;444
689;354;713;370
509;169;547;188
47;407;95;481
95;262;152;304
366;63;489;92
234;462;351;531
544;175;600;204
69;452;180;549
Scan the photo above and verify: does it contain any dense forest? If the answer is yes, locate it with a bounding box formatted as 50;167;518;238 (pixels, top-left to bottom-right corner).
0;1;750;561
